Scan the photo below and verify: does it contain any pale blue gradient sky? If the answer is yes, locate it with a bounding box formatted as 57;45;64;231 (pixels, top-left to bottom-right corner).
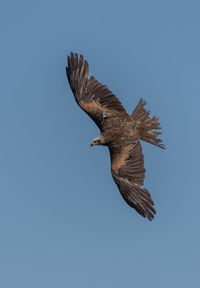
0;1;199;287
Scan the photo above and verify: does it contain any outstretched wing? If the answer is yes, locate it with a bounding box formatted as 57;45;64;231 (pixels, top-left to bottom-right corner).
66;52;128;130
109;140;156;220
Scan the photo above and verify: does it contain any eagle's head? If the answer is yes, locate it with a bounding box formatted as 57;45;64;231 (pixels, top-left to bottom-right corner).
90;135;105;146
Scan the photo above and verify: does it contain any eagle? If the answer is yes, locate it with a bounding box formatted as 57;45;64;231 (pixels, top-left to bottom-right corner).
66;52;165;221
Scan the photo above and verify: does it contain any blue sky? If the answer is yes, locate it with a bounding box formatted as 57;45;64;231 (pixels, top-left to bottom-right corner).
0;0;200;287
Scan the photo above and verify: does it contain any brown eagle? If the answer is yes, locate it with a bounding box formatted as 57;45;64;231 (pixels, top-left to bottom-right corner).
66;52;164;221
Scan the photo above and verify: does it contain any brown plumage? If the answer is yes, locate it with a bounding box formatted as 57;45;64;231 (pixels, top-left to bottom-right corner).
66;52;165;221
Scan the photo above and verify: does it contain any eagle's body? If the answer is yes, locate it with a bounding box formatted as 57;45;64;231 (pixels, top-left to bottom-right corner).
66;53;164;221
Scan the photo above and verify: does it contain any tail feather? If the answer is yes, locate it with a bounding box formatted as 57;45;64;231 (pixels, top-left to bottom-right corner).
131;98;149;121
132;99;165;149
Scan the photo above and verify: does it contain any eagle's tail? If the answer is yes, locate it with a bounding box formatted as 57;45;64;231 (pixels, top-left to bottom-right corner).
131;98;165;149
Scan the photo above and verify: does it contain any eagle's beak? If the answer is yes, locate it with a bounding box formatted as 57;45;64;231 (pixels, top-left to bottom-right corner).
90;136;101;147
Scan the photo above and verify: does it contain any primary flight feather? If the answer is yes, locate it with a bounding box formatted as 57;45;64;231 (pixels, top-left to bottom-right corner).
66;52;165;221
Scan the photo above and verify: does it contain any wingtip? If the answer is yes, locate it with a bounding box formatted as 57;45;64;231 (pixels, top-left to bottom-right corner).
145;207;156;221
67;52;87;70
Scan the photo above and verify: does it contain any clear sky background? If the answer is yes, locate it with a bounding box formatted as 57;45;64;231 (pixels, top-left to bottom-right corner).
0;0;199;287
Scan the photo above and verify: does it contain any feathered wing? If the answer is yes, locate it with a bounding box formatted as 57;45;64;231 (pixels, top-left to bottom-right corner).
66;52;128;130
109;140;156;220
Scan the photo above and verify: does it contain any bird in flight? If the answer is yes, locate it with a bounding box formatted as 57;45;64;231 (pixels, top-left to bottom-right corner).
66;53;165;221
